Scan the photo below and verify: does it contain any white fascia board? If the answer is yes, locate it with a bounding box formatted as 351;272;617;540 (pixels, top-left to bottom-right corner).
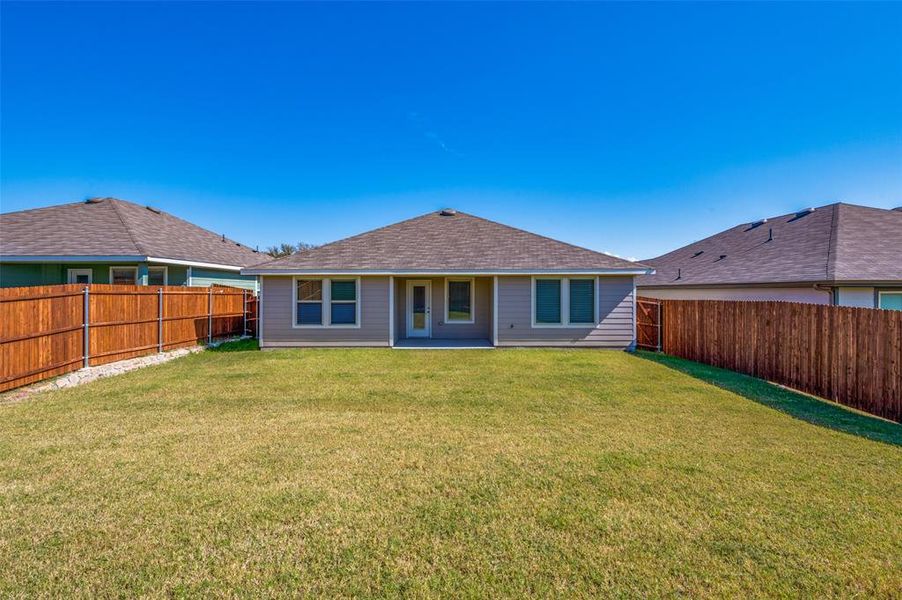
241;268;654;276
145;256;245;271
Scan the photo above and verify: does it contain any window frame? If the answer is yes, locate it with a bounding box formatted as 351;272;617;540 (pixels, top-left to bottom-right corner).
109;266;138;285
292;276;361;329
147;266;168;286
67;268;93;284
531;276;599;328
444;277;475;324
877;290;902;311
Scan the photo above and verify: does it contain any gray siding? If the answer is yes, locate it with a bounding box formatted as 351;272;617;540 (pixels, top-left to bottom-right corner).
393;277;492;340
496;275;635;348
261;275;390;347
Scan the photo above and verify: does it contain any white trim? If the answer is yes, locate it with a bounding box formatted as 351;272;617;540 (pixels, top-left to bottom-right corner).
405;279;432;338
444;277;475;324
631;277;637;349
257;276;263;344
388;276;395;346
109;266;138;285
67;268;93;284
492;275;499;346
148;265;168;286
530;276;599;328
243;268;653;276
144;257;245;271
0;255;247;271
187;266;193;286
291;277;361;329
878;290;902;310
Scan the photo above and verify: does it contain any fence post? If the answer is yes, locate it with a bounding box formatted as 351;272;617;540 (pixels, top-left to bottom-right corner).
83;286;90;368
242;290;247;337
208;287;213;345
158;287;164;353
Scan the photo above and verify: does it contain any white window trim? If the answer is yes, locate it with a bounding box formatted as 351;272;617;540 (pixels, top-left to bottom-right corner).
292;276;361;329
67;268;93;284
878;290;902;310
531;276;599;328
444;277;475;324
148;266;168;286
109;266;138;285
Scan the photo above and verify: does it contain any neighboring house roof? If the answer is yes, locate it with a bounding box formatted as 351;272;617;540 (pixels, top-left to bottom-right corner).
638;203;902;288
245;209;651;274
0;198;264;268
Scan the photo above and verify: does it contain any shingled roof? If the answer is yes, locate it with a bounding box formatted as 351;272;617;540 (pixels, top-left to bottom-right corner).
245;209;650;274
638;203;902;287
0;198;263;268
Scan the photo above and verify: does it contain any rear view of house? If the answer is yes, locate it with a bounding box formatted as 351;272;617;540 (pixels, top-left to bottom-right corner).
638;203;902;309
0;197;263;290
243;209;652;348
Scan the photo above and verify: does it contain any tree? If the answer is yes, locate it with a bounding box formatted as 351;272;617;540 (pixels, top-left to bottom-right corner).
265;242;318;258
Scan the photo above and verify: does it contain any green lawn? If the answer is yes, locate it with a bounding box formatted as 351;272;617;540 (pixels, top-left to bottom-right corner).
1;345;900;598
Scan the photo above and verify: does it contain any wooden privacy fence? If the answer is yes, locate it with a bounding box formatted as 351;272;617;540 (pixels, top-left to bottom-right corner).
0;284;257;392
638;297;902;423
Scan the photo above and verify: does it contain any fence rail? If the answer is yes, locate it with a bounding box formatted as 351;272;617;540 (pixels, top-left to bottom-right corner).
0;283;257;392
638;297;902;423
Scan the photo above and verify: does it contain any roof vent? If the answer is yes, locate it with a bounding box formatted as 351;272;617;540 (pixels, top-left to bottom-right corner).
892;206;902;212
146;205;161;214
691;250;704;258
748;218;767;229
439;208;457;216
84;197;104;204
788;207;816;222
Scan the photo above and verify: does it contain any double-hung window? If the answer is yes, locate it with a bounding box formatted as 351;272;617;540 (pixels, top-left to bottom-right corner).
148;266;167;286
295;278;359;327
532;277;596;327
446;278;474;323
330;279;358;325
879;291;902;311
110;267;138;285
296;280;324;325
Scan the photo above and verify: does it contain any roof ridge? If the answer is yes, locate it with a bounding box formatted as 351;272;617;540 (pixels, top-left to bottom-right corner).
251;210;453;268
107;199;147;255
453;210;650;268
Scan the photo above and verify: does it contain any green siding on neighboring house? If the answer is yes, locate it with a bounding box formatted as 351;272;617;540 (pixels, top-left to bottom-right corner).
189;267;257;291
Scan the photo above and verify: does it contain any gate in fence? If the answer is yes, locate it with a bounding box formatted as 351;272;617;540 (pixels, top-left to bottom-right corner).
636;297;662;351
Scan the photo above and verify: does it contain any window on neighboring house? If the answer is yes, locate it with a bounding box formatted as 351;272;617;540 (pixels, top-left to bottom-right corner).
110;267;138;285
67;269;92;284
879;292;902;311
534;279;562;324
148;266;167;286
533;277;598;327
446;278;474;323
330;279;357;325
568;278;596;324
296;279;323;325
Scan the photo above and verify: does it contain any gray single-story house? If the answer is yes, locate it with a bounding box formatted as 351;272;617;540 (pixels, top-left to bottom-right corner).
242;209;653;348
0;197;263;290
638;202;902;310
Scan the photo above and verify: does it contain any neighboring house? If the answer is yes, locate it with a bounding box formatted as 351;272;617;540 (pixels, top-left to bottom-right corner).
638;202;902;310
0;197;263;290
242;209;652;348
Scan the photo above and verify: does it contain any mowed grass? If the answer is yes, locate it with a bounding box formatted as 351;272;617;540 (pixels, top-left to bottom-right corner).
1;346;900;598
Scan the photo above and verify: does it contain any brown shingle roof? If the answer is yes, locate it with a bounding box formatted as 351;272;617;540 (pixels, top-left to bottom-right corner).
0;198;264;267
245;209;649;273
638;203;902;287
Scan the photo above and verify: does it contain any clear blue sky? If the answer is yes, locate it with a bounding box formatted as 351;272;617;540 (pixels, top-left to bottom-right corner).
2;2;900;260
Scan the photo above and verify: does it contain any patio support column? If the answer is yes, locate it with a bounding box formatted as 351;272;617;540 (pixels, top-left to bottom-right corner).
492;276;499;347
388;276;395;347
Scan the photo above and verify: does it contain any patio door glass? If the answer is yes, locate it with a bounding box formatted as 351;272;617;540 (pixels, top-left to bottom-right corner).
407;281;431;337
